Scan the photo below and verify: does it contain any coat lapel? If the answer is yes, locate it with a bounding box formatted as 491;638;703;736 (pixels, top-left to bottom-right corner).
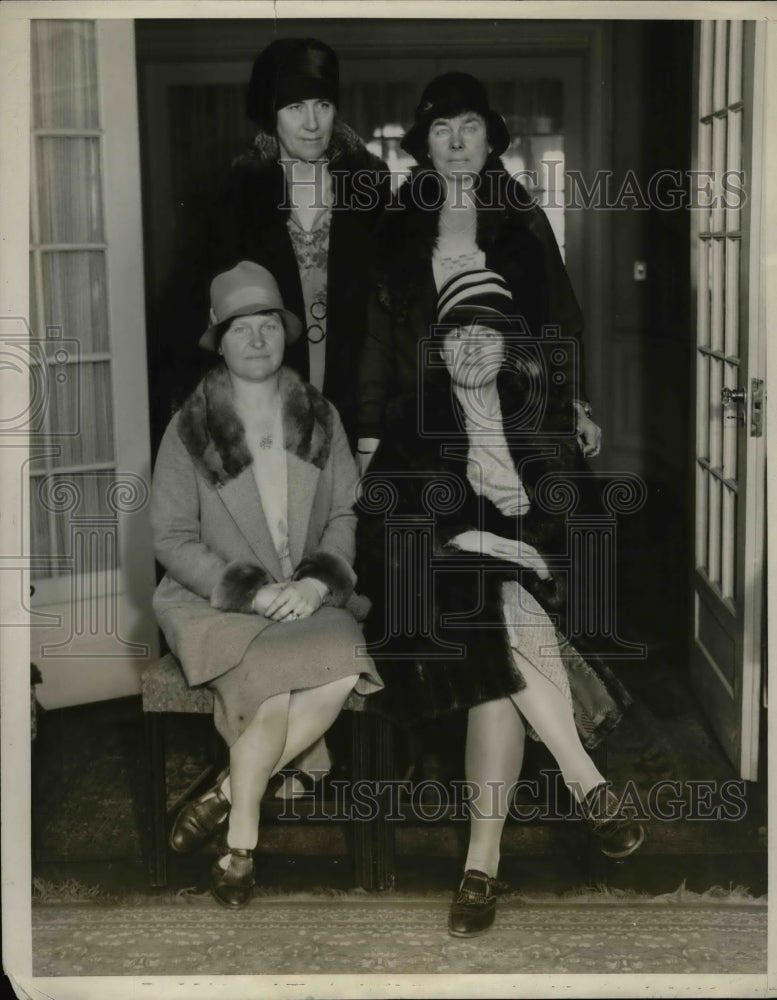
217;469;285;582
286;452;321;568
178;364;333;579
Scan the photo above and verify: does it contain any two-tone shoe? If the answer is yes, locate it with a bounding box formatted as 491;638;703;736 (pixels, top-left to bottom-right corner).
583;783;645;859
447;869;508;938
210;848;255;909
169;768;230;853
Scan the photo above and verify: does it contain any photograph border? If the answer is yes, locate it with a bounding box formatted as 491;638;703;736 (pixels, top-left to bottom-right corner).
1;2;774;997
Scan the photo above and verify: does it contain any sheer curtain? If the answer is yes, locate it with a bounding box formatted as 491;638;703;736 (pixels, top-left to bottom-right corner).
30;20;116;574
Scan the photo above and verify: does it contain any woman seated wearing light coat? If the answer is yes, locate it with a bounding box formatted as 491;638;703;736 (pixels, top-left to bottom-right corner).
357;270;644;938
150;261;382;908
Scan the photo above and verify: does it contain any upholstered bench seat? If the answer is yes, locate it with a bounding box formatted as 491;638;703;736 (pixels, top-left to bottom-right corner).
142;653;213;715
140;651;391;889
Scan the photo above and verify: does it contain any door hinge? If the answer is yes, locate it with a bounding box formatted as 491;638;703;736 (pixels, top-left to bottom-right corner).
751;378;764;437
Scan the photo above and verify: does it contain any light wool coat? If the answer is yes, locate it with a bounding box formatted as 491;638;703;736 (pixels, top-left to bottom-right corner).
150;364;370;690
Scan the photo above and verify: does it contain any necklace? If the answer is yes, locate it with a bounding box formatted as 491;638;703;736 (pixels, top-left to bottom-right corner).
259;434;273;449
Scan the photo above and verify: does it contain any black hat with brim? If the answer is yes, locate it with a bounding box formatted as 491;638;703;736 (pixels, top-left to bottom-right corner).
401;71;510;162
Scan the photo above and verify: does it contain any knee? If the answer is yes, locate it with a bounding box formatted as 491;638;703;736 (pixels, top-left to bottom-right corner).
235;693;290;745
471;696;519;723
318;673;359;707
333;673;359;697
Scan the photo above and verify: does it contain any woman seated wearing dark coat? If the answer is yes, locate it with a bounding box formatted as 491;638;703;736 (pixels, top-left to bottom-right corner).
357;270;643;938
150;261;382;908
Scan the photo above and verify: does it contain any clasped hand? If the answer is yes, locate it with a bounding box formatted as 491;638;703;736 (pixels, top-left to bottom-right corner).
252;578;324;621
450;530;551;581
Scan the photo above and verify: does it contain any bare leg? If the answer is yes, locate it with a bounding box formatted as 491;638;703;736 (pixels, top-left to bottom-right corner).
509;651;605;803
463;697;526;878
220;675;359;805
274;674;359;774
226;691;290;851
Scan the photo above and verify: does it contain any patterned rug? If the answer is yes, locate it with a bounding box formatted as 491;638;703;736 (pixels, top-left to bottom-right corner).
32;887;767;976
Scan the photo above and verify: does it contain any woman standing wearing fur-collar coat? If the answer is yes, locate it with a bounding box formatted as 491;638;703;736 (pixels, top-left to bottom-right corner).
221;37;390;448
357;71;601;468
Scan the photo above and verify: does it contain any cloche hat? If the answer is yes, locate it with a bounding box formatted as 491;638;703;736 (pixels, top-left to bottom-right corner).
401;72;510;162
200;261;302;351
436;268;516;331
246;37;339;131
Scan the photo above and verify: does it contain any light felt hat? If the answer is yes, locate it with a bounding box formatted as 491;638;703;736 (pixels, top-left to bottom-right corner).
200;261;302;351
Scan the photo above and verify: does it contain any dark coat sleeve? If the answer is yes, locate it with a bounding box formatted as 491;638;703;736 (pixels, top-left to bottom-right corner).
490;171;588;404
521;202;588;403
356;287;397;441
355;399;496;610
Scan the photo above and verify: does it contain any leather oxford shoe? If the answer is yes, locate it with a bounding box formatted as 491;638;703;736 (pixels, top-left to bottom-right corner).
583;784;645;859
210;848;255;909
448;869;508;938
169;768;230;853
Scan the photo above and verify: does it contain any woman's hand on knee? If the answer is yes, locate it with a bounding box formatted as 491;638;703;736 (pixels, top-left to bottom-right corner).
263;578;325;622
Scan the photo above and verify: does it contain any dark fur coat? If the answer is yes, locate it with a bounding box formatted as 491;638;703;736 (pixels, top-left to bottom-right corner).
357;155;587;439
356;368;628;726
221;120;391;444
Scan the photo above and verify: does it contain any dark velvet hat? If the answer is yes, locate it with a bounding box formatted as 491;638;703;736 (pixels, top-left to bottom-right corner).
401;71;510;162
246;37;339;131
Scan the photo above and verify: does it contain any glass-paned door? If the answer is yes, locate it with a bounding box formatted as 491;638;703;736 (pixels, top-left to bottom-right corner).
691;20;766;780
29;20;157;708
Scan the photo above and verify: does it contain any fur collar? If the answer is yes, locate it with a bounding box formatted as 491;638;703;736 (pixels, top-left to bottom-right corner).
375;154;535;311
230;118;388;225
177;364;333;485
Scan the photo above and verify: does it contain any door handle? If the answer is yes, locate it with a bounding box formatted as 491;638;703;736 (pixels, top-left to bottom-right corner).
721;386;747;406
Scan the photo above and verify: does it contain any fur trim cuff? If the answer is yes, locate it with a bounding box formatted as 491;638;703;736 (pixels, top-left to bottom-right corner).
293;551;355;607
211;561;270;613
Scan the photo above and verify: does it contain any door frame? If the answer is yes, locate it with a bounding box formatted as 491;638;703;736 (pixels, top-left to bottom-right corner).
28;20;158;708
688;19;768;781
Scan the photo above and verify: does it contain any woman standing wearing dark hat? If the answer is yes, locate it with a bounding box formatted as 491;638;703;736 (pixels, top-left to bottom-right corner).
357;70;601;468
215;37;389;793
222;37;390;447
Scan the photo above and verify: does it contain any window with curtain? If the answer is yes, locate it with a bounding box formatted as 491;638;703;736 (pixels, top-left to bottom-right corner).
29;20;117;578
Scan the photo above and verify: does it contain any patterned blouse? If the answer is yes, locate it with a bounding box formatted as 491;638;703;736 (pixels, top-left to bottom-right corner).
287;209;331;392
431;199;485;290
